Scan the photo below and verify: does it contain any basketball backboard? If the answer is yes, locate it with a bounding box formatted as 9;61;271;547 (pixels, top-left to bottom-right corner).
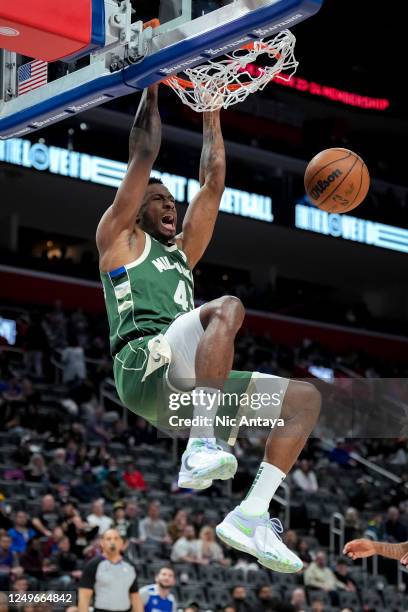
0;0;323;139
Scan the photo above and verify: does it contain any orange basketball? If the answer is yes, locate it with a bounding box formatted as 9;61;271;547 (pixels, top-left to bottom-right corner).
304;148;370;214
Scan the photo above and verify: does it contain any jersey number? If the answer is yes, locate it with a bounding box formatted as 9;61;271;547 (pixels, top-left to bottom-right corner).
174;280;194;311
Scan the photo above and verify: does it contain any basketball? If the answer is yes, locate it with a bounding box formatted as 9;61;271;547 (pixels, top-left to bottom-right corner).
304;148;370;214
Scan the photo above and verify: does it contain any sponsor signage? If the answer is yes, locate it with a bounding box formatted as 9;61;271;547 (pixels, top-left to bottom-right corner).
1;138;407;253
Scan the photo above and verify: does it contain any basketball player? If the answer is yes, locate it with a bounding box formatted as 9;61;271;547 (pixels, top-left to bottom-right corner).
344;539;408;565
96;84;321;573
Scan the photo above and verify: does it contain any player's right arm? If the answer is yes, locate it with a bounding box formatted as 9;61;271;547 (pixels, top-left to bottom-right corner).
344;538;408;562
96;85;161;263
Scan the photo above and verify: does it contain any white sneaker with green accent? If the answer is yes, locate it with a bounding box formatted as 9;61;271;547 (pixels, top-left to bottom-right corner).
216;506;303;573
178;438;238;490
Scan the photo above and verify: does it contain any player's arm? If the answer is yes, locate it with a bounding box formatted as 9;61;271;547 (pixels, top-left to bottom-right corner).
344;539;408;562
96;85;161;252
78;587;93;612
177;110;225;268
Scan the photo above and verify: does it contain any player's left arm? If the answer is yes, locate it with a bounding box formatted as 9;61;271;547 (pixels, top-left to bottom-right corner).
176;110;225;269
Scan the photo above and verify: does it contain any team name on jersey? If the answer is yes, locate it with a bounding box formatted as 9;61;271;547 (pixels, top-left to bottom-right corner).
152;256;191;280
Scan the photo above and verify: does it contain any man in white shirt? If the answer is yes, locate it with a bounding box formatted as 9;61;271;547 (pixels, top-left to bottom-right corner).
87;499;113;535
139;501;171;544
171;525;199;563
292;459;318;493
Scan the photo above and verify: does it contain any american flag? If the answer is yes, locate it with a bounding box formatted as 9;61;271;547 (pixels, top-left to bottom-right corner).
18;60;48;96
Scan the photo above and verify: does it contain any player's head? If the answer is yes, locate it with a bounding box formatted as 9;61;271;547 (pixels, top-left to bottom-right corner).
137;178;177;242
155;566;176;589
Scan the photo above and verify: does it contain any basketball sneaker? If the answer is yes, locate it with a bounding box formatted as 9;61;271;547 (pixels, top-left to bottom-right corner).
216;506;303;573
178;438;238;490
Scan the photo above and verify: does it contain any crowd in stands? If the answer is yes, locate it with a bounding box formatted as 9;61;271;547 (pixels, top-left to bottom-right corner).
0;300;407;611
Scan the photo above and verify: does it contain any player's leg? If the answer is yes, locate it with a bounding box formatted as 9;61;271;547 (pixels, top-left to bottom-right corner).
164;295;244;489
216;378;321;573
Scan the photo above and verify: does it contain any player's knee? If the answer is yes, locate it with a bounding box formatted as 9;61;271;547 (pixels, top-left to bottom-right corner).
283;380;321;422
302;383;321;421
215;295;245;329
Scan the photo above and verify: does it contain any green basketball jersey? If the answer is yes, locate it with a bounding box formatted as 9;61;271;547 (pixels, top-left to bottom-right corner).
100;232;194;355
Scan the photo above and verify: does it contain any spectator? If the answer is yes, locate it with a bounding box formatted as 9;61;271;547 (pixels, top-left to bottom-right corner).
329;440;355;468
310;600;325;612
32;495;60;537
8;511;36;554
112;502;131;539
139;501;171;544
125;501;140;540
139;566;177;612
290;588;307;612
168;510;188;543
0;530;20;590
334;558;358;593
284;530;298;551
184;603;199;612
171;525;199;563
49;448;74;484
230;586;253;612
20;536;45;580
123;462;147;492
297;539;312;566
292;459;318;493
25;453;48;483
43;526;65;557
78;529;141;612
13;575;29;593
66;515;98;558
101;469;127;503
196;526;227;565
254;584;293;612
0;533;17;572
61;335;86;384
383;506;408;542
344;507;362;542
50;537;82;582
24;313;48;378
71;470;102;503
304;551;345;605
87;499;113;535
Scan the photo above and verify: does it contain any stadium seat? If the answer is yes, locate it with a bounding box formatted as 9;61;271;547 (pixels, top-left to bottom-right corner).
178;585;208;607
173;563;199;584
197;564;227;584
307;589;331;606
206;587;231;609
338;590;360;609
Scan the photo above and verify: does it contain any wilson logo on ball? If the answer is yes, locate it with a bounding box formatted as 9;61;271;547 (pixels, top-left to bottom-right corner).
310;168;342;200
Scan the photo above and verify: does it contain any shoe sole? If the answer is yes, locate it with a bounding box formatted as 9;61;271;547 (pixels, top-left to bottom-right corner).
216;523;302;574
178;477;213;490
178;455;237;490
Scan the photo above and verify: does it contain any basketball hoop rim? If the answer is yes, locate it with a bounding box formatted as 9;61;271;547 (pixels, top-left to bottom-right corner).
162;40;282;92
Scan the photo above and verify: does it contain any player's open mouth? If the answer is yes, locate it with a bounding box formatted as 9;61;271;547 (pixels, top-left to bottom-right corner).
161;214;175;231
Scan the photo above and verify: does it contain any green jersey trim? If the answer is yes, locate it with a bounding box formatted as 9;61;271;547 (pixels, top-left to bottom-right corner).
127;233;152;269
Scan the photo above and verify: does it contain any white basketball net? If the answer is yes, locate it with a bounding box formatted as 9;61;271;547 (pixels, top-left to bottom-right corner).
164;30;298;112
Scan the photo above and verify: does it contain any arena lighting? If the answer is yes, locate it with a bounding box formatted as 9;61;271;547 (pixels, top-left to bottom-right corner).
274;75;390;111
